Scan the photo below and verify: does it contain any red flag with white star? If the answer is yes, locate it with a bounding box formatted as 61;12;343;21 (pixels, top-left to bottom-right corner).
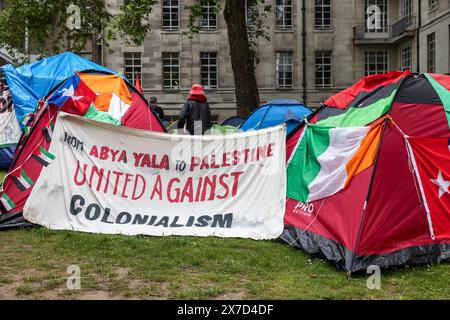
408;137;450;240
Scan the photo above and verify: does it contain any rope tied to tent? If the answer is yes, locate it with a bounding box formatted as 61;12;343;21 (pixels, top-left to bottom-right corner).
387;116;423;208
287;197;326;247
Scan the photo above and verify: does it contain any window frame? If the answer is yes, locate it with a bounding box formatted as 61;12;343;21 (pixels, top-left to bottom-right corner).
276;0;293;30
162;52;180;90
200;1;218;31
315;0;332;30
124;52;142;87
200;52;219;89
400;46;412;71
275;51;294;88
364;0;389;34
427;33;436;73
315;51;333;88
162;0;180;31
364;51;389;76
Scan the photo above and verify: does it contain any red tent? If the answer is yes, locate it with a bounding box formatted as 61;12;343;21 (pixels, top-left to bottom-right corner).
0;71;165;228
282;71;450;273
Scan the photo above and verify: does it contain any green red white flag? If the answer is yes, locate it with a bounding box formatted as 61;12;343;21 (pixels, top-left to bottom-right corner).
11;169;34;191
407;137;450;240
32;146;55;167
0;193;15;211
287;123;382;203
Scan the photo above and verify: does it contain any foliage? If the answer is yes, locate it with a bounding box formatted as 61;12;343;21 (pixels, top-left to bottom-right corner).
0;0;155;63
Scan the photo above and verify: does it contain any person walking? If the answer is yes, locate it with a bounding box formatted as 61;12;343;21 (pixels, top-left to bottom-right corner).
149;96;165;122
177;84;212;135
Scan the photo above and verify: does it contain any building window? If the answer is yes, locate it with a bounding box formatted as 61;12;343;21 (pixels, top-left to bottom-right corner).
276;0;293;30
315;0;332;30
402;0;413;26
162;0;179;31
124;52;142;86
365;51;388;75
246;0;257;28
365;0;388;33
428;0;438;11
315;51;332;88
200;52;218;89
201;1;217;30
427;33;436;73
400;46;411;71
275;51;293;88
162;52;180;89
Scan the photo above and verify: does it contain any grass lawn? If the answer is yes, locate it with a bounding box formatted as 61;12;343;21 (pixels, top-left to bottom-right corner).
1;172;450;300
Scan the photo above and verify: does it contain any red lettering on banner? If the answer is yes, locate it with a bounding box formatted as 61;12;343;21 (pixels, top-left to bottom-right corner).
231;171;244;196
151;175;163;200
122;173;133;198
132;174;146;200
89;145;99;158
217;174;230;199
167;178;180;203
181;177;194;203
74;160;87;185
190;156;201;171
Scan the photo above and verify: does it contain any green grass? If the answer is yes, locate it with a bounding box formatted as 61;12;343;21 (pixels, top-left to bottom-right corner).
1;170;450;299
1;228;450;299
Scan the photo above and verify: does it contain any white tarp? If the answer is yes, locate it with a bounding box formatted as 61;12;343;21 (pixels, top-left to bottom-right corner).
0;108;21;147
24;113;286;239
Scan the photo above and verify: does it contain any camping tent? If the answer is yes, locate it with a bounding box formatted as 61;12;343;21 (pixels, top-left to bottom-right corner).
0;52;116;169
281;71;450;273
1;52;115;129
239;99;311;135
0;81;21;169
0;71;165;228
221;116;245;127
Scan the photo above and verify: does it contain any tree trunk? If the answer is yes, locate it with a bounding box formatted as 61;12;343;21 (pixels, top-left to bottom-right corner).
223;0;260;117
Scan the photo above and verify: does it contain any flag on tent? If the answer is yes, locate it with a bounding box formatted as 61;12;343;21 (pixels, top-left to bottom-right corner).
10;169;34;191
21;112;35;127
135;75;143;94
408;136;450;240
0;192;15;211
43;120;55;142
47;73;96;116
287;122;383;203
32;146;55;167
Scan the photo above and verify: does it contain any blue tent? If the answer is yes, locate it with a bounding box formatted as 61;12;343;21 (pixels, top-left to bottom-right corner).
239;99;311;135
1;52;116;127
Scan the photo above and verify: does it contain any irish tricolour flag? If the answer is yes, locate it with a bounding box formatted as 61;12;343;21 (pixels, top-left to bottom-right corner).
11;169;34;191
287;123;382;203
32;146;55;167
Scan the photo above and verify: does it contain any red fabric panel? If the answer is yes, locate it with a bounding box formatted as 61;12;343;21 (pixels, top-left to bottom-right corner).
325;71;410;109
284;167;372;251
428;73;450;91
121;92;165;132
409;137;450;240
390;102;450;137
358;125;431;255
3;105;58;214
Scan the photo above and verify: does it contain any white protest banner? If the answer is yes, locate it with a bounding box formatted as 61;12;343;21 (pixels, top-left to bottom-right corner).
24;113;286;239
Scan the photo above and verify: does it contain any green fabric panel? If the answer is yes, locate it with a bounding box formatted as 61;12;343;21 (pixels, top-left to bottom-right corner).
286;124;331;203
84;105;121;126
424;73;450;129
317;90;397;127
211;124;238;134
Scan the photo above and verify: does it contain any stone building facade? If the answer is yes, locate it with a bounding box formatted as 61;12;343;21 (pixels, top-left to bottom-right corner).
28;0;450;122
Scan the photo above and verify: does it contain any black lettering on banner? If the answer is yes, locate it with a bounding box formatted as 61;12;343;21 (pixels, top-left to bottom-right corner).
70;195;85;215
64;132;84;151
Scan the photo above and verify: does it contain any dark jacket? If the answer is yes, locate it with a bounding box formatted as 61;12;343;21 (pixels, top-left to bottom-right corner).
177;98;212;135
151;105;164;121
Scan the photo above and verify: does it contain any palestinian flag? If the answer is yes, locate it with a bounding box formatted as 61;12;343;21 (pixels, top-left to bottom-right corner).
287;122;383;203
10;169;34;192
43;120;55;142
21;113;34;126
32;146;55;167
23;126;30;135
0;193;15;212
